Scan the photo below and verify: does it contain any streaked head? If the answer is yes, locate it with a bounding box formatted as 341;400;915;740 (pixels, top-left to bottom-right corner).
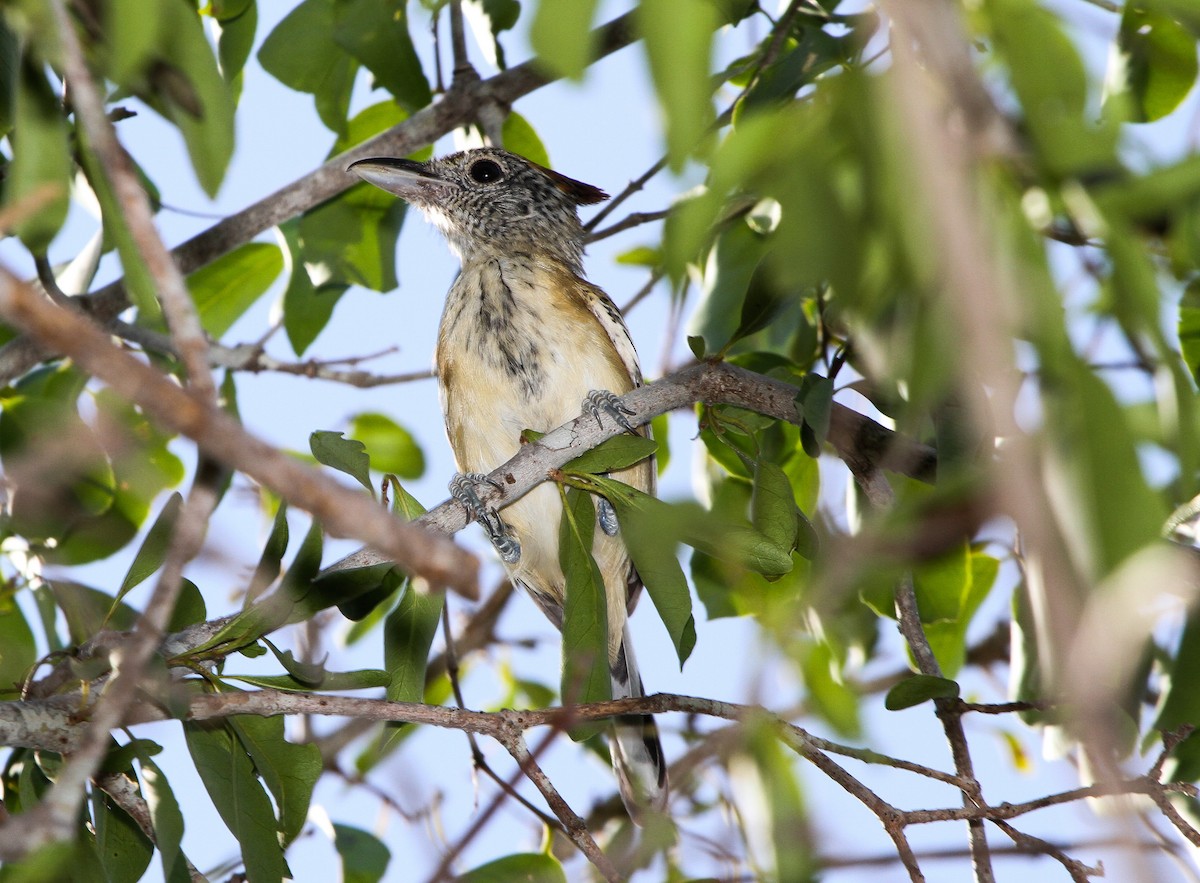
348;147;608;270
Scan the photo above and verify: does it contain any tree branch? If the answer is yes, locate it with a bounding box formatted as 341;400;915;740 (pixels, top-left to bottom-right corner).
0;265;479;598
0;11;639;387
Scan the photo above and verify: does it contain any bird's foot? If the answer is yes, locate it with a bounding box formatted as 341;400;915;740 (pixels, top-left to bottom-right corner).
598;498;619;537
583;389;637;434
449;472;521;564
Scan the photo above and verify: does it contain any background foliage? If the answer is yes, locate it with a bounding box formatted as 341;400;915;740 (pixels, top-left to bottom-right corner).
0;0;1198;881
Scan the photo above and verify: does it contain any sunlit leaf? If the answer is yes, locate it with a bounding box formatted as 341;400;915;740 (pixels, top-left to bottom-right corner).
349;412;425;479
186;242;283;339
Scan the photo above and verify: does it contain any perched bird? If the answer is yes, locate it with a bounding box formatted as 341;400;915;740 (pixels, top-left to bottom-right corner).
349;147;667;822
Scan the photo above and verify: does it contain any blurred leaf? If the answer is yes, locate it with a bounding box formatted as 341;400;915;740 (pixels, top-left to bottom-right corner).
885;674;961;710
52;581;138;644
116;492;183;600
501;111;549;167
90;788;153;883
1106;3;1198;122
6;60;70;251
745;718;816;882
214;0;257;85
638;0;718;169
0;596;35;697
457;853;567;883
333;824;391;883
564;434;657;474
912;545;999;677
798;640;860;736
795;373;832;459
311;430;373;493
350;412;425;478
985;0;1117;176
183;717;287;882
559;488;611;730
464;0;521;68
530;0;600;80
1157;605;1200;732
226;709;321;847
148;0;236;196
1181;282;1200;385
186;242;283;339
0;20;19;136
139;757;190;883
332;0;430;111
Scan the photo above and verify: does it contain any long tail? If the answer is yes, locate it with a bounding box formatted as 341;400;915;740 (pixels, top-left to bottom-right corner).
609;623;668;824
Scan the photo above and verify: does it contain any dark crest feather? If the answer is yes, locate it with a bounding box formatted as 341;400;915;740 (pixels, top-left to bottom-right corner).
527;159;609;206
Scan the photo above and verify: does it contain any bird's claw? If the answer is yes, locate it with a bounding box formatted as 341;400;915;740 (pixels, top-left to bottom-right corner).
449;472;521;564
583;389;637;434
598;498;619;537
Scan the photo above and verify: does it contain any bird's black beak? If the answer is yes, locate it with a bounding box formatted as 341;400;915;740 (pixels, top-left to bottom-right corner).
347;157;446;202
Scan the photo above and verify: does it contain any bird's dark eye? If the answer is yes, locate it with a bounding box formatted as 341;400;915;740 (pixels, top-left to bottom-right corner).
469;159;504;184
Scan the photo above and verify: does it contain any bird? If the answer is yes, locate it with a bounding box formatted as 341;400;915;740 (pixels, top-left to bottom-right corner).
348;147;668;823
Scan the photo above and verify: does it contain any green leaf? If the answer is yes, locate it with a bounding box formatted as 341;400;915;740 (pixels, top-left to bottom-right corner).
0;595;36;697
90;787;153;883
1157;605;1200;731
224;668;390;692
688;222;767;356
638;0;718;169
530;0;600;80
564;434;658;475
501;111;550;167
279;218;346;356
151;0;236;196
117;492;184;599
795;373;833;458
51;581;137;645
1107;3;1199;122
331;0;431;112
457;854;568;883
333;824;391;883
6;61;70;251
558;488;611;729
139;757;190;883
247;500;290;605
320;561;405;622
885;674;961;710
297;182;406;292
226;710;321;847
384;580;444;704
799;640;860;736
349;412;425;478
186;242;283;339
184;717;288;883
1181;281;1200;385
745;717;816;883
258;0;357;132
913;547;1000;677
214;1;258;85
0;21;17;137
311;430;373;493
750;460;799;555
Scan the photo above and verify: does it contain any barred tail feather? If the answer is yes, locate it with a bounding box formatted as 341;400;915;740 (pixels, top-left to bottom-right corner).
609;623;668;825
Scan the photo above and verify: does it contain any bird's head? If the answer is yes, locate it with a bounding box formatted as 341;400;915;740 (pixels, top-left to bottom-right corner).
348;147;608;270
